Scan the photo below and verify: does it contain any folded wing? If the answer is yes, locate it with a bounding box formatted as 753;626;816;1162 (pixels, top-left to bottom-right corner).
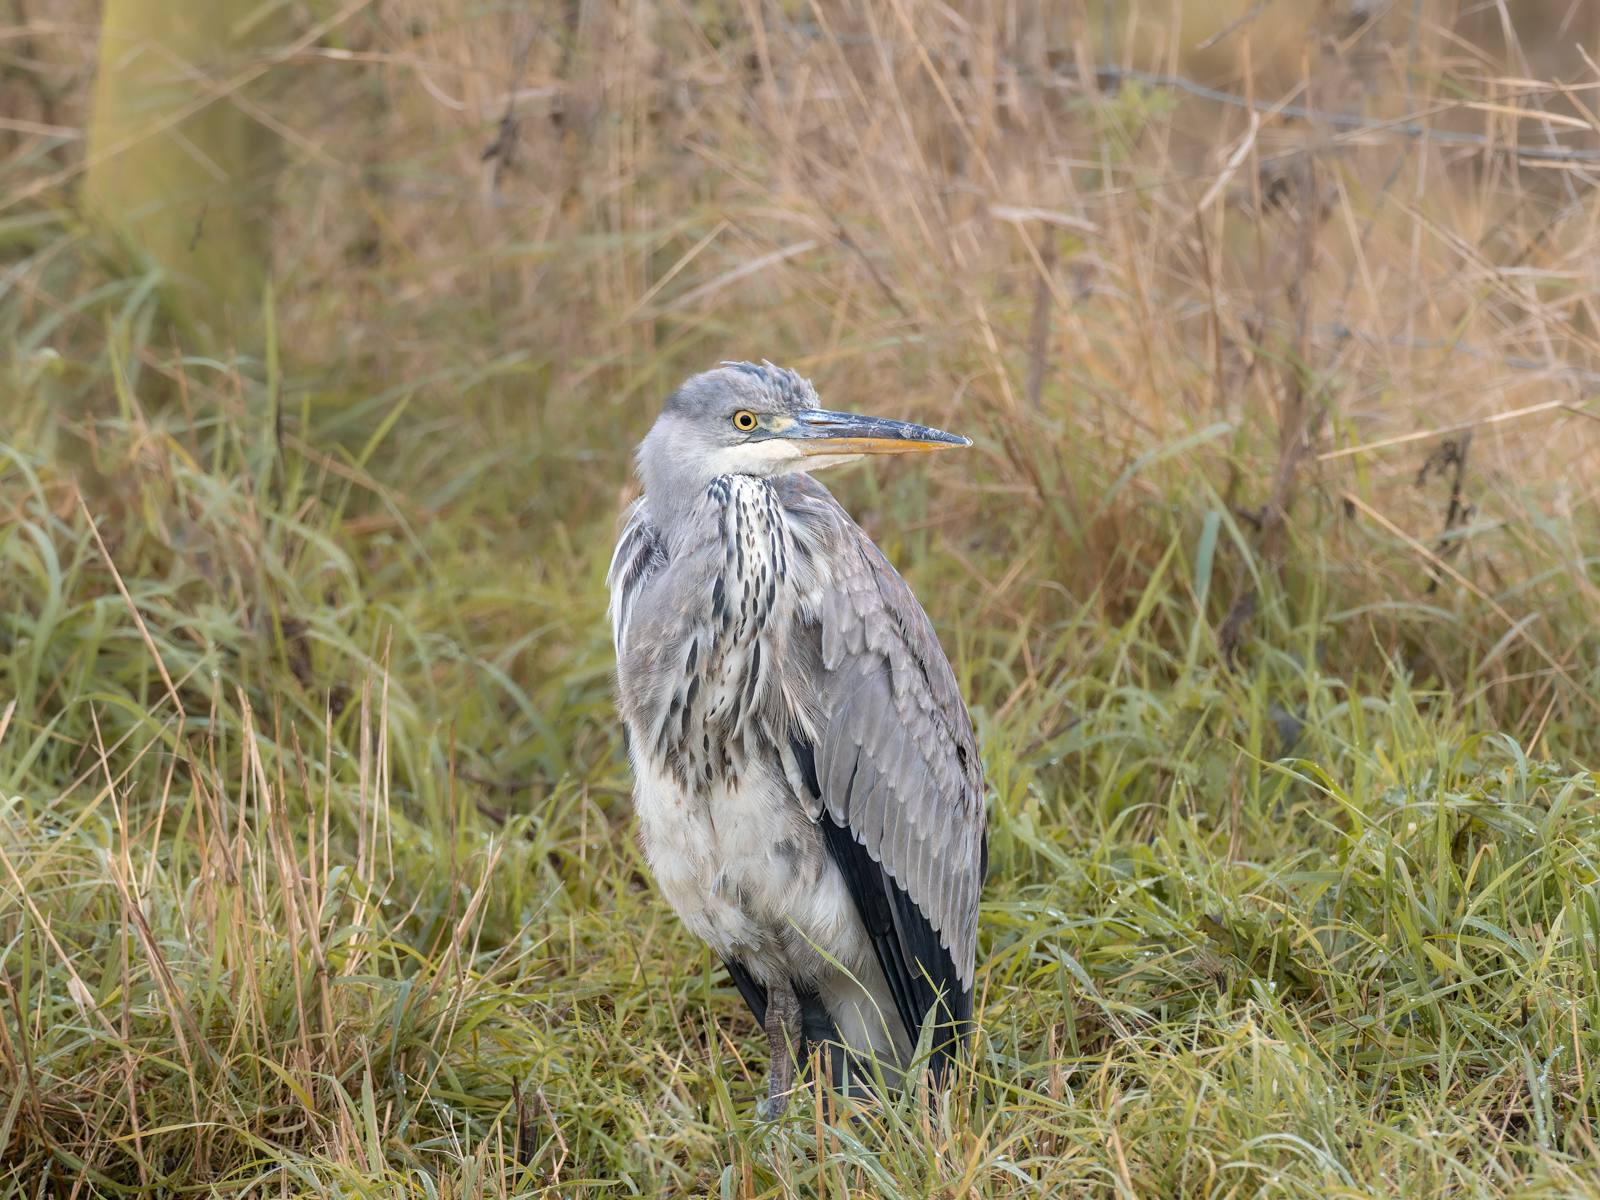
797;512;987;1080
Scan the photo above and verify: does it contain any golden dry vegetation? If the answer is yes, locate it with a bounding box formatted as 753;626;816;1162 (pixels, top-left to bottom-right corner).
4;0;1600;1194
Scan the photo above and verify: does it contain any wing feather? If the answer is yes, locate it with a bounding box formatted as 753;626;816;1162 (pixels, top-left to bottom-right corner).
606;499;667;656
775;475;986;1079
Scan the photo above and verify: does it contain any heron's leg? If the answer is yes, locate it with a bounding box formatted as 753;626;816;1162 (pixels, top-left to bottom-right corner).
764;981;803;1117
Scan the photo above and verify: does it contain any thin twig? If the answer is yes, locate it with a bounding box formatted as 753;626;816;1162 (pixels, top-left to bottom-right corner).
1319;401;1599;462
1341;490;1600;717
1052;65;1600;162
77;493;184;719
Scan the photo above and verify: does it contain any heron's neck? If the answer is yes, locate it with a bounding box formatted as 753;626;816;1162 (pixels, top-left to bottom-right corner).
637;449;718;536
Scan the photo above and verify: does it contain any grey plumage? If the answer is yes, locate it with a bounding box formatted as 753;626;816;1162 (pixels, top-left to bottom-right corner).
608;362;985;1116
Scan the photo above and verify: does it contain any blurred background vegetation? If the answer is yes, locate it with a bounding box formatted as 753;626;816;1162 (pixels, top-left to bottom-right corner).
4;0;1600;1194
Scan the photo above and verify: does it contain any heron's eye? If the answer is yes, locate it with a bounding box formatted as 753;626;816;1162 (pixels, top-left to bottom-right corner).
733;410;758;432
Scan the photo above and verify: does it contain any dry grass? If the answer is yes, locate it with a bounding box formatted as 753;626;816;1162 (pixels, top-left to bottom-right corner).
5;0;1600;1194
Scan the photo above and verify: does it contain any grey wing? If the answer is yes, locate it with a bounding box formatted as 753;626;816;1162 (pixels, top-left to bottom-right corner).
607;498;666;657
802;512;986;1068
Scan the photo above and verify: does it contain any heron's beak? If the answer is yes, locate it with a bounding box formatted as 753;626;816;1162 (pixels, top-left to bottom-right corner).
760;409;971;456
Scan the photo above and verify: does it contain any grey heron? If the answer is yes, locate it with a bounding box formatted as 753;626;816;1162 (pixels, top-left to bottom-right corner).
608;362;986;1117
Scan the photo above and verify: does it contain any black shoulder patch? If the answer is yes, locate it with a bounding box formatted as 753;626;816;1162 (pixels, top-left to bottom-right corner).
789;735;821;800
818;808;970;1084
723;957;768;1028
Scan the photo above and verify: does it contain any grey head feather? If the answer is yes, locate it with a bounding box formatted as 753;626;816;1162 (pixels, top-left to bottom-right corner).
636;363;819;535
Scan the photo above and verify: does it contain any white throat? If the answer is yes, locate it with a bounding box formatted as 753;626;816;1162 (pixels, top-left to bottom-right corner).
713;441;863;478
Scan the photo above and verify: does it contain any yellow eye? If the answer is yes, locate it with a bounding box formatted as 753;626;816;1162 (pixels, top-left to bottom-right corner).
733;410;758;431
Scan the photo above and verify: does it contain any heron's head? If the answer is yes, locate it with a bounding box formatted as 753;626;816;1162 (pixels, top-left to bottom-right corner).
637;362;969;518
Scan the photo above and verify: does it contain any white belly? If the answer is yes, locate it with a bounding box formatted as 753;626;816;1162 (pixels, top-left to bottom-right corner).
631;758;909;1062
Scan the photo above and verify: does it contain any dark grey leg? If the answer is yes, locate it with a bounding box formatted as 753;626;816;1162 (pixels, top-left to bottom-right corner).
764;981;802;1117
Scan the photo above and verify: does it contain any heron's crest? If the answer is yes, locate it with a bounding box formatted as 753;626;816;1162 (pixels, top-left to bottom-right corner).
660;361;820;419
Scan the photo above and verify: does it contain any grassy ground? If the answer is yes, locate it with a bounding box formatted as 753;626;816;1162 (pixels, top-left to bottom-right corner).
5;0;1600;1195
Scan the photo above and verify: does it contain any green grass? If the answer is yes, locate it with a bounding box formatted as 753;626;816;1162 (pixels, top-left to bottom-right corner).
8;0;1600;1193
4;299;1600;1195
